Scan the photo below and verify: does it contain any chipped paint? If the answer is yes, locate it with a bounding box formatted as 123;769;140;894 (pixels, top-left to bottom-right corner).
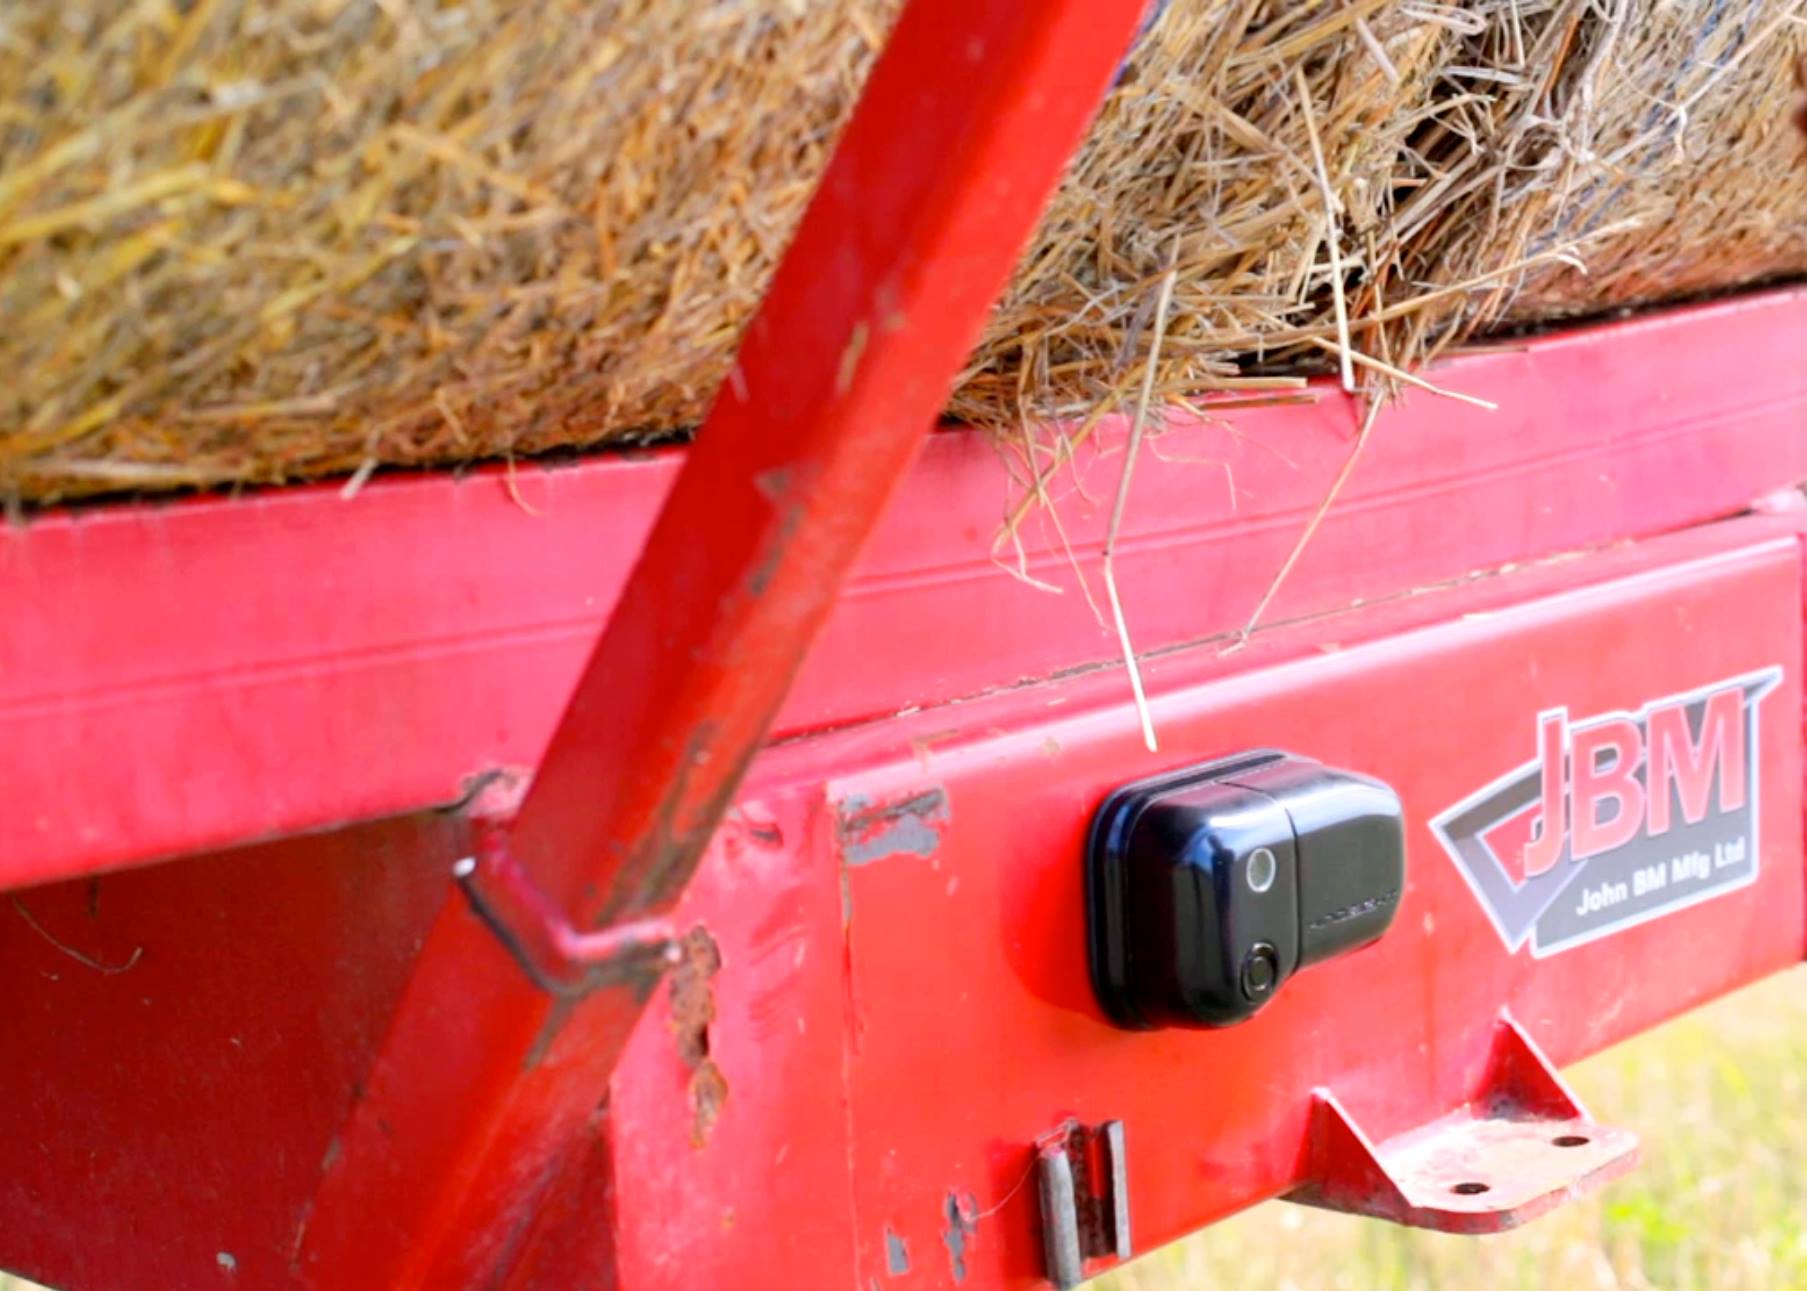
753;465;793;503
942;1192;978;1282
909;729;962;773
668;926;728;1146
723;802;784;854
836;320;871;395
884;1226;911;1276
837;787;951;867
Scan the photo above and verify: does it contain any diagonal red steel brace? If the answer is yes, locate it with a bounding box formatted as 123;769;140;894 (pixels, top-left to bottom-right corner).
300;1;1155;1282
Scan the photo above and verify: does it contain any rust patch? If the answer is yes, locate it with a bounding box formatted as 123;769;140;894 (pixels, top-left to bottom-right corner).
1040;1121;1123;1263
837;786;951;866
669;925;728;1147
688;1060;729;1148
942;1192;978;1283
1069;1135;1110;1258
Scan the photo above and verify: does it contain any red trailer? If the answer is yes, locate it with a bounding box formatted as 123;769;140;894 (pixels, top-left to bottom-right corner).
2;3;1804;1287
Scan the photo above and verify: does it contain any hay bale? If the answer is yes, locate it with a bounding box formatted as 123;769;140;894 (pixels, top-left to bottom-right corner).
3;0;1804;502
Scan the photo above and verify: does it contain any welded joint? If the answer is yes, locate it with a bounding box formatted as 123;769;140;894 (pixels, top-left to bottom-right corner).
453;823;681;999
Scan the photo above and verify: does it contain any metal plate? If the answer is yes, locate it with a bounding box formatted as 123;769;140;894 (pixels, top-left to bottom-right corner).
811;519;1801;1288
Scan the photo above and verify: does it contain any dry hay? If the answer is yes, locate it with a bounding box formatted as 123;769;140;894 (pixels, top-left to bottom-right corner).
2;0;1804;503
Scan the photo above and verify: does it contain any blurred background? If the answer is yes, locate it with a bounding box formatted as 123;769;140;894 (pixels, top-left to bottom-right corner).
1099;966;1807;1291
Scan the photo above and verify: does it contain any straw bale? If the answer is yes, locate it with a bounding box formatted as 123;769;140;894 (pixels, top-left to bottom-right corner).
2;0;1804;503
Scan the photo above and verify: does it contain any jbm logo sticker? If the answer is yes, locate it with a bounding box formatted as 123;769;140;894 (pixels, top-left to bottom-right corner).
1431;667;1782;957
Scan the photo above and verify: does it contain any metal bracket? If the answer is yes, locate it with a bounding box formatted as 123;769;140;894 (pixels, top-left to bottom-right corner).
1288;1012;1639;1233
454;822;680;1000
1037;1119;1131;1289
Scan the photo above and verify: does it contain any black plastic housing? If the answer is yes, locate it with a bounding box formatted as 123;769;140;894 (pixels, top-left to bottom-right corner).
1087;751;1405;1029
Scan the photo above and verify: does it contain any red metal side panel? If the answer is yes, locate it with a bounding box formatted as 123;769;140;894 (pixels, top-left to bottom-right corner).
5;292;1806;888
800;520;1802;1288
0;518;1797;1291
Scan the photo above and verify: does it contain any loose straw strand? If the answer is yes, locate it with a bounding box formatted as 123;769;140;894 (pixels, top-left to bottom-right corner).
1305;336;1497;410
1104;247;1179;754
1294;66;1356;396
1239;393;1384;642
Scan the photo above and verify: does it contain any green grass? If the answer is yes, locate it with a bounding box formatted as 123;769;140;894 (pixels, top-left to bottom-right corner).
1099;966;1807;1291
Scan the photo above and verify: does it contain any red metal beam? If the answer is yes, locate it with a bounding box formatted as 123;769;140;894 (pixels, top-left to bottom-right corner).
497;0;1156;929
6;288;1806;891
299;0;1152;1282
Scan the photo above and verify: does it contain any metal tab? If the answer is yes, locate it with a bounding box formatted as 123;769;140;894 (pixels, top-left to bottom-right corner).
1289;1013;1639;1233
1036;1119;1132;1288
1104;1119;1132;1261
1036;1143;1083;1290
